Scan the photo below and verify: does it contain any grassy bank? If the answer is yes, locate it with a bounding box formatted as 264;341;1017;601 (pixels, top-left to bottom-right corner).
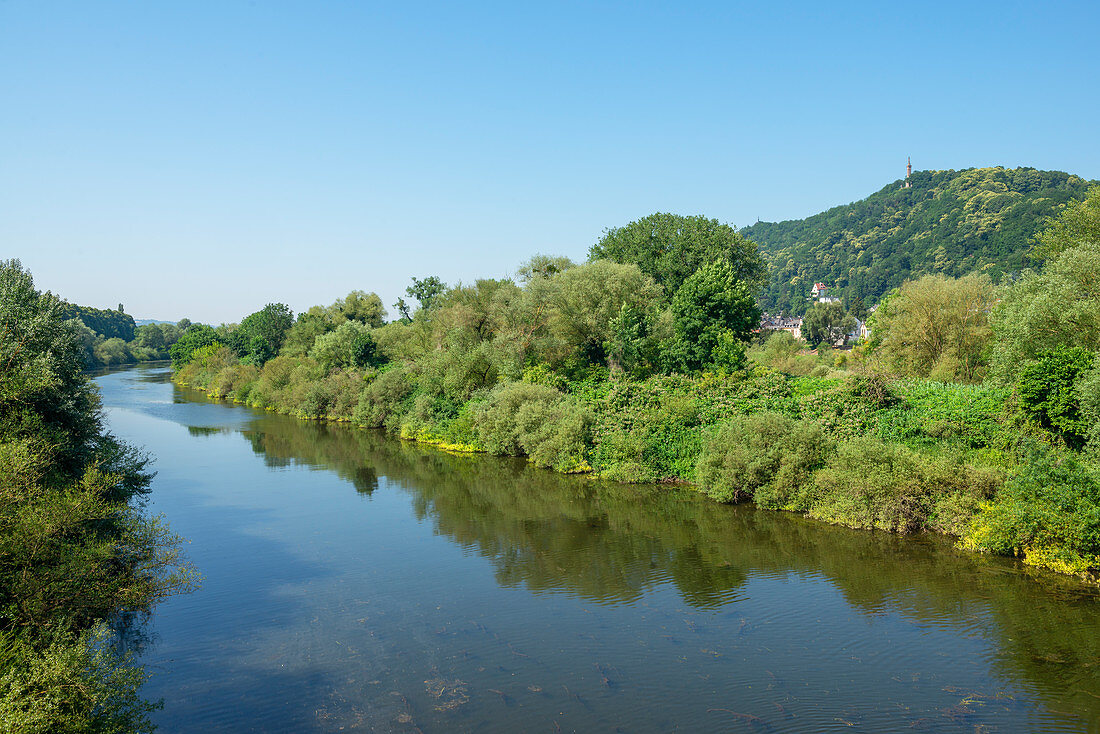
174;346;1099;583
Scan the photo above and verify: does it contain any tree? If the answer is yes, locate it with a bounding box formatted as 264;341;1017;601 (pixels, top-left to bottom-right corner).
875;274;996;382
990;188;1100;384
406;276;446;314
589;213;766;297
236;303;294;365
801;302;856;348
548;260;663;369
1031;186;1100;262
1017;347;1095;447
393;297;412;323
169;324;220;368
281;309;334;357
669;260;760;372
309;321;384;371
603;302;669;376
94;337;132;366
330;290;386;327
517;254;574;283
0;259;194;731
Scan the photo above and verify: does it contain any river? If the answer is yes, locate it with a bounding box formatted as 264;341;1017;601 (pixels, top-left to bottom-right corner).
96;365;1100;732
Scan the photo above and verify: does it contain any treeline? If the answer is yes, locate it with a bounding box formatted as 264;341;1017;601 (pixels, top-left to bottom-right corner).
59;302;136;341
57;300;190;370
71;320;188;369
0;261;195;731
743;167;1095;315
173;194;1100;582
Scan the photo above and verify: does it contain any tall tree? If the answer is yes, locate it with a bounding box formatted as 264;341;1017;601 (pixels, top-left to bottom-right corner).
589;213;766;298
406;276;446;314
669;260;760;372
801;302;856;348
875;274;996;382
237;303;294;365
991;187;1100;384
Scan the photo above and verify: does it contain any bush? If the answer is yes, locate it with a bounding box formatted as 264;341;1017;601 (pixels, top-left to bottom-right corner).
515;397;593;472
810;438;1000;533
353;366;415;431
471;381;563;456
963;447;1100;577
694;413;832;507
1017;346;1096;448
588;385;705;482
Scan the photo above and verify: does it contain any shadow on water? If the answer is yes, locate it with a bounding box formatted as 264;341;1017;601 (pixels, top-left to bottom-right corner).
98;365;1100;732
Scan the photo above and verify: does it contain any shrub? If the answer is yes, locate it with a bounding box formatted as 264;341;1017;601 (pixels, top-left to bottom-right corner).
515;397;593;472
470;381;563;456
810;438;1001;533
1017;346;1095;448
963;447;1100;577
353;366;415;431
695;413;832;506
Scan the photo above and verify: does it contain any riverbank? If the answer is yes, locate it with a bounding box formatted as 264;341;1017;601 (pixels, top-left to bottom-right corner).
173;348;1100;583
104;364;1100;732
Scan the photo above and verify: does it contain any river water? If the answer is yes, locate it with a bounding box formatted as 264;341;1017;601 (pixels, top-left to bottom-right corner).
96;365;1100;732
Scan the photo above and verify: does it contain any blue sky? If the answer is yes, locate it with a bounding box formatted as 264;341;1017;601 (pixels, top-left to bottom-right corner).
3;1;1098;323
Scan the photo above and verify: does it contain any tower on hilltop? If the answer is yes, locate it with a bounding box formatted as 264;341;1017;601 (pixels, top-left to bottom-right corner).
903;156;912;188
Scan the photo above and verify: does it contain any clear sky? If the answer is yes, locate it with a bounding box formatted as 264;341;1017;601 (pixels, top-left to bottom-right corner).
3;1;1098;323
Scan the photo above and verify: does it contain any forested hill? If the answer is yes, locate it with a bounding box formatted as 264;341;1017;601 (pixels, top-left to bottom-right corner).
59;302;136;341
742;167;1096;315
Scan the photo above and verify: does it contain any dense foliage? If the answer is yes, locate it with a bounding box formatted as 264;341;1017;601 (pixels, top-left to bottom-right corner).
744;167;1095;315
59;303;136;342
0;260;194;732
169;185;1100;583
590;212;766;296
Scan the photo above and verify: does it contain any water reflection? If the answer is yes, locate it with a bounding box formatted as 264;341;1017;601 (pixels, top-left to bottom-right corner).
232;399;1100;729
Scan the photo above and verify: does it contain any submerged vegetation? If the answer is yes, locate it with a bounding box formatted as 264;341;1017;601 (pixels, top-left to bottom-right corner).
170;190;1100;583
0;261;195;732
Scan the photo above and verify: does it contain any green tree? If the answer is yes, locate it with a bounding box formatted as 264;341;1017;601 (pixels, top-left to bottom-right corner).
93;337;131;366
65;318;102;368
875;274;996;382
548;260;663;370
1031;186;1100;262
169;324;220;368
669;260;760;372
517;254;574;283
406;276;446;314
237;303;294;365
990;189;1100;384
309;321;384;371
603;302;669;376
589;213;766;297
280;309;334;357
330;290;386;327
0;259;195;731
1017;347;1095;447
801;301;856;348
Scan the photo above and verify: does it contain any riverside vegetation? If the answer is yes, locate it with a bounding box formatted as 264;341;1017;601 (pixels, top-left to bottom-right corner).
169;186;1100;583
0;261;196;732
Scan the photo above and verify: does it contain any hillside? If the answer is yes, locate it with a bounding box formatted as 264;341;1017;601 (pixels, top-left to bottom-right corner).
742;167;1096;314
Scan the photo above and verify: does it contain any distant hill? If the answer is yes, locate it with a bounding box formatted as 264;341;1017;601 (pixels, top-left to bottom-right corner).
134;318;176;327
742;167;1096;315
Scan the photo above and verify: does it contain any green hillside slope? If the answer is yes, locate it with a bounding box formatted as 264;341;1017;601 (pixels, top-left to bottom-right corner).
742;167;1096;314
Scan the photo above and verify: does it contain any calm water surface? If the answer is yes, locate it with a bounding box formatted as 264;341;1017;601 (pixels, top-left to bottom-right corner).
96;365;1100;732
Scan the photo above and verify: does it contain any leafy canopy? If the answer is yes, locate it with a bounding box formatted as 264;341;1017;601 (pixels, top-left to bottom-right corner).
589;213;765;298
669;260;759;372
